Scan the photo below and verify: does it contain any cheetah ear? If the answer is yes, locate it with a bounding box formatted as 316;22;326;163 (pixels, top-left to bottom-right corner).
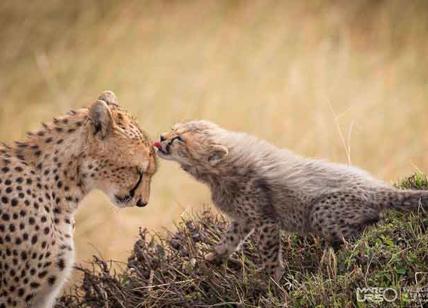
88;100;114;139
208;145;228;166
98;90;119;107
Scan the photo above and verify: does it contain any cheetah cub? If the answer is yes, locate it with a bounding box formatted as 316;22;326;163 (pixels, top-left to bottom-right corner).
154;120;427;280
0;91;157;308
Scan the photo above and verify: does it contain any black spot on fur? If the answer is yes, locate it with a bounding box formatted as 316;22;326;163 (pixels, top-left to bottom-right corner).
47;276;56;286
57;258;66;271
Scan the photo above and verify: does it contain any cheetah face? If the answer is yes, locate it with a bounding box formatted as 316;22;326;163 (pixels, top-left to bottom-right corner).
84;97;157;208
154;120;228;168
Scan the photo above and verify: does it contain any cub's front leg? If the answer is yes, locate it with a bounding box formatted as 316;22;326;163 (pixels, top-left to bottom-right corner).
205;220;254;262
253;221;284;281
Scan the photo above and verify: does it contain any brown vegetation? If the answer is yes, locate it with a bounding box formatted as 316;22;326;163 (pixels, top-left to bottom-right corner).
58;175;428;307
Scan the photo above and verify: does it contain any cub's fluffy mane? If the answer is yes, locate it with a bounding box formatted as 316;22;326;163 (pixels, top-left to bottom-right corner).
194;122;388;197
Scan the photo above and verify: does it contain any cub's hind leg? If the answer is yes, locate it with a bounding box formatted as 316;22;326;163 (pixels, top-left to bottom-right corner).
310;193;380;247
253;220;283;281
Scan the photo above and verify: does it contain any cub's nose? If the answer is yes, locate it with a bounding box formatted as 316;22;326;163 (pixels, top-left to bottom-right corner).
160;134;166;142
136;199;148;207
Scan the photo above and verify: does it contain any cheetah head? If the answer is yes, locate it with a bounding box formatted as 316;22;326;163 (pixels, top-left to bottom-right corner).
154;120;228;171
83;92;157;208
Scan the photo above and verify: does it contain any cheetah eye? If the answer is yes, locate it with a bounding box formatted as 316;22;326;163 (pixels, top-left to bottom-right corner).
171;136;184;143
115;168;143;204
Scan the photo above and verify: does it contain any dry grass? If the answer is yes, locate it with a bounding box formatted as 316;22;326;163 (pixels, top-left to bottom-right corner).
56;174;428;307
1;0;428;275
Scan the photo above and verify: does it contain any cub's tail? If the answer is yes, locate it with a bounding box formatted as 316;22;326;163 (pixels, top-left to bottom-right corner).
376;189;428;212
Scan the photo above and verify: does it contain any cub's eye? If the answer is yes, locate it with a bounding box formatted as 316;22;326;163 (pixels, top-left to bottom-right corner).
171;136;184;143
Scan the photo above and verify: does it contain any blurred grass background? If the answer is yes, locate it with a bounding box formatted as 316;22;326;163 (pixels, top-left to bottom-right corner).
1;0;428;270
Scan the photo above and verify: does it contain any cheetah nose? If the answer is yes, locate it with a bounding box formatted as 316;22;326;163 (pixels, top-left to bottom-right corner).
160;134;166;142
136;199;148;207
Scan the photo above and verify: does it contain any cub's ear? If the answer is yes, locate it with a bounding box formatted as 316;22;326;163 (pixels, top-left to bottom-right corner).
88;100;114;139
98;90;119;107
208;145;229;166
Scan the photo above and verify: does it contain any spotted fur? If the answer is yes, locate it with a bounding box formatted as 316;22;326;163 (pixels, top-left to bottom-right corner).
155;120;428;280
0;91;157;307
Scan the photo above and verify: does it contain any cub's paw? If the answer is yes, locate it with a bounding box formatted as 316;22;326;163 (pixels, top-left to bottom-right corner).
257;264;285;282
204;251;227;265
273;265;285;282
204;252;218;262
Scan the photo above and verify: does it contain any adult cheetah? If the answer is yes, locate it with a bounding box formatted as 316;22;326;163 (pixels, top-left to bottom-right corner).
0;91;157;307
154;120;427;280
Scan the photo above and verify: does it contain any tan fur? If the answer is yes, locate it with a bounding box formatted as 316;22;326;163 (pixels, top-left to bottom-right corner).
0;91;156;307
156;120;428;280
